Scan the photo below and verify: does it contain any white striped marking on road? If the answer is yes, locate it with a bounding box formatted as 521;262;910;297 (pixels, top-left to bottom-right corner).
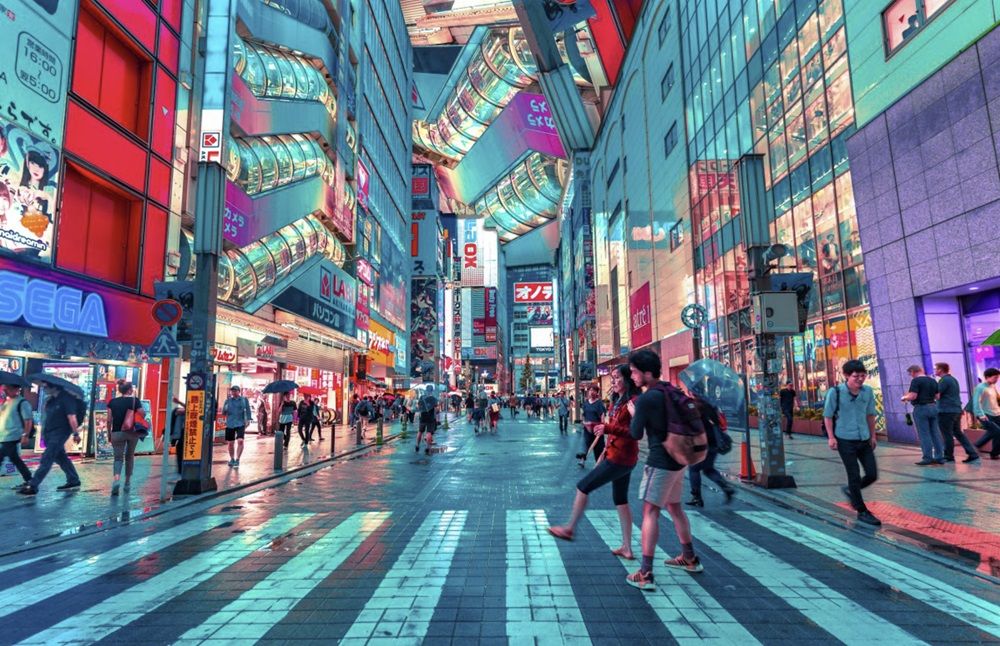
687;512;928;644
587;510;762;645
0;553;59;574
0;514;233;619
175;511;390;644
740;511;1000;639
16;514;313;645
342;510;466;643
506;509;591;645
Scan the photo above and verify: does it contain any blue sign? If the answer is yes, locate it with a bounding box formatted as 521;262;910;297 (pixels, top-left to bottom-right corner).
148;327;180;358
272;260;357;338
0;270;108;337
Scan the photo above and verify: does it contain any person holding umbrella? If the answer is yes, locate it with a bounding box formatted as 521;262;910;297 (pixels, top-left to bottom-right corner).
0;372;34;487
18;375;84;495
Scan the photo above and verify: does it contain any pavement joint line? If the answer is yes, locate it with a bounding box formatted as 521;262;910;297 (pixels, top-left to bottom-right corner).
178;511;391;645
739;511;1000;639
0;432;405;560
0;514;235;619
15;513;315;645
686;512;930;645
586;509;762;644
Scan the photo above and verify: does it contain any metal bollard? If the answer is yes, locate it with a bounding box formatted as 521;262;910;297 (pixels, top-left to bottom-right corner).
329;422;335;455
376;417;384;445
273;430;284;470
442;411;450;431
355;419;363;444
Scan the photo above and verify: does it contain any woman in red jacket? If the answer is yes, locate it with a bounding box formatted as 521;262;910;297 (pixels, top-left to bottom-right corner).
548;364;641;559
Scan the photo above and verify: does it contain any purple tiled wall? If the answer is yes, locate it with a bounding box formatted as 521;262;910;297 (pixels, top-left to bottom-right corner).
847;26;1000;441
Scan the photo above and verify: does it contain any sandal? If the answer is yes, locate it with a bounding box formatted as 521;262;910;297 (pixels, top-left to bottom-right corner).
547;526;574;541
611;547;635;560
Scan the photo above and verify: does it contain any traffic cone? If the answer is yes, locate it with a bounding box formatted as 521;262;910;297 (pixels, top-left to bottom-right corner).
740;438;757;480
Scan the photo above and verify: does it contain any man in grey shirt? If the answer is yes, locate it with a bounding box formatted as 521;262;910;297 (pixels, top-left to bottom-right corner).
934;362;978;462
823;359;880;526
222;386;252;467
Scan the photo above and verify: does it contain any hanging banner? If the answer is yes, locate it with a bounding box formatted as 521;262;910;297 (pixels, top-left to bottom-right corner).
0;119;60;262
630;282;653;349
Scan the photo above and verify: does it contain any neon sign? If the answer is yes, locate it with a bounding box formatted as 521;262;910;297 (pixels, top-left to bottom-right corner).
0;270;108;337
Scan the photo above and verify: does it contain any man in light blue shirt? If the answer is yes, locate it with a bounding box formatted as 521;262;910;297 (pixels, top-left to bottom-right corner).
823;359;880;526
972;368;1000;459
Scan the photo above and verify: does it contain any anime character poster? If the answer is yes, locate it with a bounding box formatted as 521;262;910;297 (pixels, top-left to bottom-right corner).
410;277;439;379
0;119;59;262
526;304;554;326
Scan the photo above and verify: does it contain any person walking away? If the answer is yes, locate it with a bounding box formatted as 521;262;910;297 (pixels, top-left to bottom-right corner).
169;399;186;476
934;363;978;463
107;381;145;494
465;393;475;422
296;394;315;445
548;365;641;559
902;365;944;465
488;394;502;432
686;395;735;507
556;392;571;435
354;396;372;438
972;368;1000;459
416;392;438;454
579;386;606;466
256;399;269;436
279;393;296;448
18;383;83;495
779;382;797;438
310;398;324;442
824;359;881;526
0;381;34;487
222;386;252;466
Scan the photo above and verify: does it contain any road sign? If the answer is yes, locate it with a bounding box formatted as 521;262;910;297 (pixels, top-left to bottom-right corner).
185;371;206;391
149;327;181;358
151;299;184;327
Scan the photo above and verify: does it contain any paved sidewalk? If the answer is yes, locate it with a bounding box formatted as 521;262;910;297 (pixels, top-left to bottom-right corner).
722;430;1000;576
0;415;446;553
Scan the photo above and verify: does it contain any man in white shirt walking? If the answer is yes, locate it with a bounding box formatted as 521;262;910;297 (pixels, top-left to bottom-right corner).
972;368;1000;459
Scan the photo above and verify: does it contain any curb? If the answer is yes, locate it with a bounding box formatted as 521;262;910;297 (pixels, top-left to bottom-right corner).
725;468;1000;586
0;430;407;558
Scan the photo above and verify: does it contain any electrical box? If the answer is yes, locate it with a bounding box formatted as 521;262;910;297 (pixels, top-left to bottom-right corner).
752;292;800;334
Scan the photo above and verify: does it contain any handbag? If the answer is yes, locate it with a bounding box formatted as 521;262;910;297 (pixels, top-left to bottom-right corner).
131;397;150;439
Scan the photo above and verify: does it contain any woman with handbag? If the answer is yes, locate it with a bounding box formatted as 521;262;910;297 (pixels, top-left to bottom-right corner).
107;380;146;496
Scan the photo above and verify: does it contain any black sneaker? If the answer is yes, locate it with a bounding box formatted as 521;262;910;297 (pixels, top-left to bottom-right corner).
16;484;37;495
685;496;704;507
914;460;935;466
415;445;420;452
424;448;430;455
857;510;882;526
963;455;980;463
723;488;735;504
57;482;81;491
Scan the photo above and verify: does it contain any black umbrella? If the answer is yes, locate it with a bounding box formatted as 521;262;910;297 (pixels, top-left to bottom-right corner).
28;373;86;400
0;371;27;388
262;379;299;394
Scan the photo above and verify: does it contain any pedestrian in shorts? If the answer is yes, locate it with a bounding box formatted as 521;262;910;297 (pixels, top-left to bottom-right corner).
626;349;703;591
824;359;881;526
416;393;438;455
222;386;251;467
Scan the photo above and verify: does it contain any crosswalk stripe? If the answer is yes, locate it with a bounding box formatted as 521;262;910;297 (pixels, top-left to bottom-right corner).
174;511;390;644
16;514;314;645
0;515;233;619
342;510;466;642
739;511;1000;639
0;553;58;575
506;509;590;645
687;512;928;645
587;510;761;644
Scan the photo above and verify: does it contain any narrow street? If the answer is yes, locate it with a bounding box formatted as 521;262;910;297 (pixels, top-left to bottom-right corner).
2;416;997;645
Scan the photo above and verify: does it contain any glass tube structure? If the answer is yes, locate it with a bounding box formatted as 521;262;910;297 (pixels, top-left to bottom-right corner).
226;133;334;195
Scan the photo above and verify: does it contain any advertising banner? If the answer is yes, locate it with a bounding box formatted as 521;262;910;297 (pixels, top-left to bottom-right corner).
514;282;554;303
410;209;438;277
182;389;204;462
412;163;431;199
484;287;497;342
355;281;370;333
0;0;76;146
526;304;554;326
367;320;394;366
410;277;438;379
0;119;59;262
630;282;653;349
460;218;481;286
356;157;370;210
270;260;358;338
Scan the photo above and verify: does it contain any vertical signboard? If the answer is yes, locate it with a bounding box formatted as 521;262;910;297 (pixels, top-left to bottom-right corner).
484;287;497;342
629;281;653;349
183;389;205;461
410;276;438;379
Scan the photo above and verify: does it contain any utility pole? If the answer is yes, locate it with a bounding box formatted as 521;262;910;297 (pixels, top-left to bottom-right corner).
735;154;797;489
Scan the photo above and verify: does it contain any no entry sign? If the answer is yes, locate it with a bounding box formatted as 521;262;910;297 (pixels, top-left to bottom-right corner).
151;299;184;327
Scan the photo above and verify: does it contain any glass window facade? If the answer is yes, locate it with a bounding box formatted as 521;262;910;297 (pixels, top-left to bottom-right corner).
683;0;878;412
227;133;333;195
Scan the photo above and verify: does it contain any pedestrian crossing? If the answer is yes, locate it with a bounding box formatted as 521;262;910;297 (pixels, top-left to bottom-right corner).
1;508;997;645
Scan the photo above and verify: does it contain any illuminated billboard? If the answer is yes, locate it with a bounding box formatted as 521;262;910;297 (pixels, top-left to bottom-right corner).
530;327;554;351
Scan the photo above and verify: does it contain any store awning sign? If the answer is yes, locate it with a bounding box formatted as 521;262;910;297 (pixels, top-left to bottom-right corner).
0;270;108;337
210;343;237;364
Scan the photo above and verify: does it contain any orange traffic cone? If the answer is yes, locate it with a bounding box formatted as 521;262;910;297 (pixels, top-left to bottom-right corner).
740;438;757;480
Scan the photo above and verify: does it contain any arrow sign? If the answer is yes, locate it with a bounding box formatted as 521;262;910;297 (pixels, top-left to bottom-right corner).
149;327;181;358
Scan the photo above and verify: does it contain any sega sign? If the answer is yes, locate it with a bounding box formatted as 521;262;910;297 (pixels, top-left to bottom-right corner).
0;270;109;337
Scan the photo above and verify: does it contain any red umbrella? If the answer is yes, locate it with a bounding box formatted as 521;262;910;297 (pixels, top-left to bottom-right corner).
298;386;325;396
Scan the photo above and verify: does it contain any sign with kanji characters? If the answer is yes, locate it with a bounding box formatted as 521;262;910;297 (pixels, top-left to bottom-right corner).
182;389;204;462
513;282;554;303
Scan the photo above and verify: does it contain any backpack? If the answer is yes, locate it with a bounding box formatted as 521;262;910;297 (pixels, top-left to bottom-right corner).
648;382;708;466
14;398;36;439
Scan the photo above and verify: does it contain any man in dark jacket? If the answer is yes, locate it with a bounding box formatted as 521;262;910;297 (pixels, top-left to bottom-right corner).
685;396;735;507
625;349;703;591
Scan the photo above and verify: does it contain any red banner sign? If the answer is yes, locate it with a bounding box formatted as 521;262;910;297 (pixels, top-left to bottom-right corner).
513;282;553;303
629;282;653;349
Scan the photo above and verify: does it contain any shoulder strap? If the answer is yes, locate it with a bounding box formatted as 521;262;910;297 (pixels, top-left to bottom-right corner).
835;384;841;416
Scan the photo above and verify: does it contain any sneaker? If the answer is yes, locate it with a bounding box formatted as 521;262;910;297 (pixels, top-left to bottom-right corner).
914;460;936;466
963;455;980;463
722;488;735;504
424;448;430;455
685;496;704;507
16;484;37;495
577;459;585;468
415;445;420;452
625;569;656;591
111;482;120;496
664;555;704;573
233;460;240;467
56;482;81;491
227;459;236;467
857;510;882;526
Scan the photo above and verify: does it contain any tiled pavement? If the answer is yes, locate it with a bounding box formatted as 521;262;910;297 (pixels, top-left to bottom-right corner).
0;415;998;645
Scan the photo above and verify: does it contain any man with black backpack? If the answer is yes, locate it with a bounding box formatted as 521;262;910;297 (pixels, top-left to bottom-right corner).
626;349;706;591
823;359;881;527
416;391;438;455
685;395;735;507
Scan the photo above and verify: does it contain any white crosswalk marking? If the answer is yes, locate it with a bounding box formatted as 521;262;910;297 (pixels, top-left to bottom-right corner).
0;515;233;620
587;510;761;645
687;512;928;645
16;514;314;645
506;509;590;645
342;510;466;643
175;511;390;644
739;511;1000;639
0;553;58;574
